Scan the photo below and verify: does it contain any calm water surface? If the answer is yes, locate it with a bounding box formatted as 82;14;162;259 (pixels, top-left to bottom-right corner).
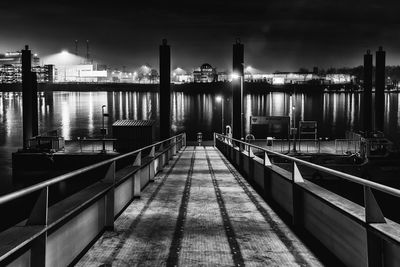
1;90;400;193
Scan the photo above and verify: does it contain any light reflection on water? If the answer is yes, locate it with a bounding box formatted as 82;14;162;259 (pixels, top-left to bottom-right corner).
0;91;400;193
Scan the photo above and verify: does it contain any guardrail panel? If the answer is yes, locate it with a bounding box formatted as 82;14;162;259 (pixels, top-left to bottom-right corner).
302;190;367;267
46;197;106;267
114;178;133;216
269;171;293;215
383;239;400;267
242;152;250;178
140;165;150;189
253;161;265;190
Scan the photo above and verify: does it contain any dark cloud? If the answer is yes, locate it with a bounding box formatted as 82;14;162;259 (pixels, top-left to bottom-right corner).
1;0;400;72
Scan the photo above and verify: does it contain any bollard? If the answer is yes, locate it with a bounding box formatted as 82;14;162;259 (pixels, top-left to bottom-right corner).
197;132;203;146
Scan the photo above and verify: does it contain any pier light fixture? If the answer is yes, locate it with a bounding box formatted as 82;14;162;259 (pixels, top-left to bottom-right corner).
231;73;240;80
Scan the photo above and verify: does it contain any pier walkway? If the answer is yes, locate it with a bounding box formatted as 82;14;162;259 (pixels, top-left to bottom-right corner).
77;146;322;266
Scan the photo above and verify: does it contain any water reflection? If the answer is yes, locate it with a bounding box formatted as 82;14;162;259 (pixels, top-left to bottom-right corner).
0;91;399;190
0;91;394;145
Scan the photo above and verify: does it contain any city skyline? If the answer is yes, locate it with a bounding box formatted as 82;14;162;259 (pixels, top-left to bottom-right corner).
1;1;400;71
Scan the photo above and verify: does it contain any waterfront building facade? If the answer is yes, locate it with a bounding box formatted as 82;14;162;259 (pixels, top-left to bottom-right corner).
193;63;218;83
0;51;54;83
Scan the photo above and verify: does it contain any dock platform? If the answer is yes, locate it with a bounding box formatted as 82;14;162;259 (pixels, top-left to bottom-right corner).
77;146;322;266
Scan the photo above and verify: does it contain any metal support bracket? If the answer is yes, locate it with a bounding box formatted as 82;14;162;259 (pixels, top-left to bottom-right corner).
150;146;155;157
264;152;272;167
364;186;386;223
26;187;49;226
133;151;141;167
103;161;115;183
292;162;304;183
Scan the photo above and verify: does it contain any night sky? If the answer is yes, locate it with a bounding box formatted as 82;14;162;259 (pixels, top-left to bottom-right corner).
1;0;400;72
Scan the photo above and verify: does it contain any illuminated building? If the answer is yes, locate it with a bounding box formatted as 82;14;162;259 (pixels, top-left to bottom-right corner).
172;67;192;83
55;64;108;82
0;51;40;66
193;63;217;83
243;72;355;85
0;51;54;83
110;69;135;83
0;64;21;83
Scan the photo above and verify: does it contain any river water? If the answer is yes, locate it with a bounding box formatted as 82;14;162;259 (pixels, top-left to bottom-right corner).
0;90;399;194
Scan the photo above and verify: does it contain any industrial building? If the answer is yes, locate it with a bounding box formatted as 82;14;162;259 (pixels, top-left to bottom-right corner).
54;64;107;83
0;51;54;83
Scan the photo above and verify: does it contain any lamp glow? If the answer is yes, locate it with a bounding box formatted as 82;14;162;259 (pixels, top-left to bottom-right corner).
231;73;240;80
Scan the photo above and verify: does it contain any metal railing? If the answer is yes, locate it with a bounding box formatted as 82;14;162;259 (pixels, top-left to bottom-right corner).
64;138;117;153
215;132;400;266
248;138;361;154
0;132;186;265
214;133;400;211
334;139;361;154
0;133;186;206
28;136;65;152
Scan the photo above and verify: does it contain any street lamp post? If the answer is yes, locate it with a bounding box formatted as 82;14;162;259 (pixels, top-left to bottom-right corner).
101;105;109;153
291;90;297;153
216;96;224;134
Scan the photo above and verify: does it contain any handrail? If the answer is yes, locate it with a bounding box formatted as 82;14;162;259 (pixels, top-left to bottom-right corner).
215;133;400;198
71;138;118;141
0;133;185;205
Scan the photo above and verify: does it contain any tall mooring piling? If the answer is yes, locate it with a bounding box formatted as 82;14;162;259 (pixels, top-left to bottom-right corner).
232;39;244;140
363;50;373;135
22;45;38;149
159;39;171;139
375;46;385;132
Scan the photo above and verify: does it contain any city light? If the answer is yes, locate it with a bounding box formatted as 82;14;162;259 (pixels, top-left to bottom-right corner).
216;96;222;102
231;73;240;80
61;50;69;55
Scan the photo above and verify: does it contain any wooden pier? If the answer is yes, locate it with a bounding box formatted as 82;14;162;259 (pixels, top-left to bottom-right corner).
77;147;322;266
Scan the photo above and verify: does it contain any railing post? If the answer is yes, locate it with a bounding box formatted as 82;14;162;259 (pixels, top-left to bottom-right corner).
26;186;49;266
149;146;156;181
133;152;142;197
158;143;166;171
103;161;115;231
291;161;304;228
213;132;216;147
172;137;177;156
364;186;385;267
176;136;181;152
